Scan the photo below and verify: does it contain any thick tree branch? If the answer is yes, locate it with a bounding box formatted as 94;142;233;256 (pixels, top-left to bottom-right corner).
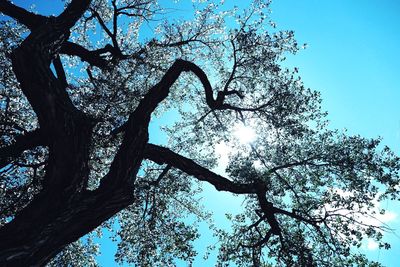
97;60;199;188
0;3;102;264
1;0;90;32
0;1;116;69
144;143;262;194
108;59;219;135
57;0;91;29
10;0;92;126
256;191;281;235
0;0;47;29
60;42;113;68
111;0;118;39
104;59;273;192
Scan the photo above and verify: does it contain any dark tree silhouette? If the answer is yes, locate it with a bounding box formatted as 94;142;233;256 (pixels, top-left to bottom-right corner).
0;0;399;266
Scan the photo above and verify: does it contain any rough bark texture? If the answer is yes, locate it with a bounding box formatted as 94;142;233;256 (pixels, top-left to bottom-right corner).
0;1;110;265
0;1;271;265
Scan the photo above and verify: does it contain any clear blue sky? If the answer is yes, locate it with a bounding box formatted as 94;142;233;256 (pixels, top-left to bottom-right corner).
268;1;400;265
7;0;400;266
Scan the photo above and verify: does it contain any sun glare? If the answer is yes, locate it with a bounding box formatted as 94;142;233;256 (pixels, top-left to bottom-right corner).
233;124;257;144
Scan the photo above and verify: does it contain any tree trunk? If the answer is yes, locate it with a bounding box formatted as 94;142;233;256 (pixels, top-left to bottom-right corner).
0;1;145;264
0;186;136;266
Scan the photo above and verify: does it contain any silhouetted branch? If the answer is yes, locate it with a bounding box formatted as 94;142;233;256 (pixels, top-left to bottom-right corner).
0;0;47;29
144;143;263;194
60;42;115;68
256;191;281;235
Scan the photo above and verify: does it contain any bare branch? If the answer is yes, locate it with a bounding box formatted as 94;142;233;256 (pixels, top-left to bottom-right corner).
0;0;47;29
256;191;281;235
89;8;114;41
144;143;263;194
60;42;113;68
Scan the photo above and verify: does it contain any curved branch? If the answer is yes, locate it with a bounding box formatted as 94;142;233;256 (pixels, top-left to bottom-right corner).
60;42;113;68
108;59;220;135
9;0;93;128
0;0;47;29
104;59;273;191
0;1;115;69
8;0;94;192
144;143;262;194
1;0;91;31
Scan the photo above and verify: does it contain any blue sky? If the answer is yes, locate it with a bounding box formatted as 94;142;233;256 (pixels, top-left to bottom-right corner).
259;1;400;265
271;0;400;146
7;0;400;266
151;1;400;265
174;1;400;266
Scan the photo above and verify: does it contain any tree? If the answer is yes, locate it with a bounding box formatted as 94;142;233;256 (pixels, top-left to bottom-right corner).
0;0;399;266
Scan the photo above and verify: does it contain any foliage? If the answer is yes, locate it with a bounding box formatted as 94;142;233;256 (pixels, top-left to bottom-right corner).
0;0;399;266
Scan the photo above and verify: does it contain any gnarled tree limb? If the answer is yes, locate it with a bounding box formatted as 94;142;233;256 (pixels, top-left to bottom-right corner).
0;0;47;29
144;143;262;194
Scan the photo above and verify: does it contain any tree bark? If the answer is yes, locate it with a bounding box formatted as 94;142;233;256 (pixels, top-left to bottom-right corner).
0;2;188;263
0;1;275;265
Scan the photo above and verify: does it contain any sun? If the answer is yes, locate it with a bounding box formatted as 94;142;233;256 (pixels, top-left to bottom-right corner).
233;123;257;144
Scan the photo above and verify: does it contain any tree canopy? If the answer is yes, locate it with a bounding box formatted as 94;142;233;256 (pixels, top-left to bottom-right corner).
0;0;399;266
